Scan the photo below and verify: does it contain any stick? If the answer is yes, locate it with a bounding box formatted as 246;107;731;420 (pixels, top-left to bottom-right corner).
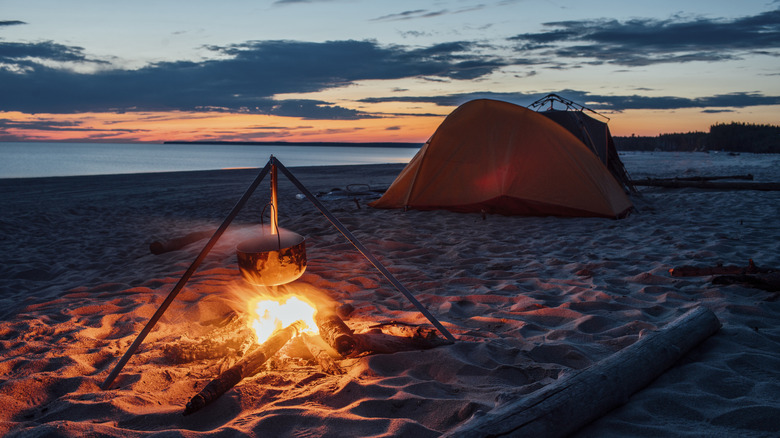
183;321;302;416
150;229;216;255
314;310;356;357
446;306;721;438
301;333;344;375
101;162;273;390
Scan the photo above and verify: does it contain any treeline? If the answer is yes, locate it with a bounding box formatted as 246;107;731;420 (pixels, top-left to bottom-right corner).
614;122;780;153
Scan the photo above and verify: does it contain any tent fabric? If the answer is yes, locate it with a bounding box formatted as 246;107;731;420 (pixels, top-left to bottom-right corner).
539;109;634;191
369;99;633;218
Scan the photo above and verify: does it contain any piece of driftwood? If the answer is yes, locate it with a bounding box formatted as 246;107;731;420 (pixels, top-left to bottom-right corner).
639;174;754;182
150;229;215;255
712;273;780;292
353;328;452;355
445;306;721;438
632;179;780;191
183;321;302;416
670;259;773;277
314;310;357;356
301;332;344;375
670;260;779;292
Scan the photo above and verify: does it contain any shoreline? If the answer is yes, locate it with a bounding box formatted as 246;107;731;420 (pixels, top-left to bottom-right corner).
162;140;423;148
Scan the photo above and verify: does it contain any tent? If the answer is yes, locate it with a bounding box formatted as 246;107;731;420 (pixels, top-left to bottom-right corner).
369;99;633;218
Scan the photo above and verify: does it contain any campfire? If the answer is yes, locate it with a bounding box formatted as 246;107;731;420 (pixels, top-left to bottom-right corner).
101;156;455;415
180;284;362;415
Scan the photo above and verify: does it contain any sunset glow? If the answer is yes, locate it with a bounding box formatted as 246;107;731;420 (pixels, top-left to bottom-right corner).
1;1;778;142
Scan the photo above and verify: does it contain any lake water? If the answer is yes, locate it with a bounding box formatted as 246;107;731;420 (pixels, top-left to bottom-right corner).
0;142;422;179
2;142;778;182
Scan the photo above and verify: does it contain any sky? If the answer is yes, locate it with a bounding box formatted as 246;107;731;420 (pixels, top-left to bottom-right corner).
1;0;778;143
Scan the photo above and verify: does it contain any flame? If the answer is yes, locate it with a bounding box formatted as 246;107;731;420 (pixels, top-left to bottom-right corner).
248;295;318;344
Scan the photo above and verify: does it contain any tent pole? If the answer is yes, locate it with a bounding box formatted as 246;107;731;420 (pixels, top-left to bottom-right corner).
101;161;273;390
271;157;456;343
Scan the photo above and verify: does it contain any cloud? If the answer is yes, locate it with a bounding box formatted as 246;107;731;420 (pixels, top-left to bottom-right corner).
359;90;780;112
371;9;449;22
0;39;505;116
509;9;780;66
0;118;145;140
0;20;27;27
0;40;103;65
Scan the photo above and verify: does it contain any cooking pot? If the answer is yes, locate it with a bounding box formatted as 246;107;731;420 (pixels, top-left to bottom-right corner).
237;227;307;286
236;162;307;286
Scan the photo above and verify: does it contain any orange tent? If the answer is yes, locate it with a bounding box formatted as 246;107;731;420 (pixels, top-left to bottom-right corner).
369;99;632;218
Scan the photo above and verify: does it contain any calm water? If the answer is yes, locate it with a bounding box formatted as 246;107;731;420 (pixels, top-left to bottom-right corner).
0;142;421;179
2;142;778;182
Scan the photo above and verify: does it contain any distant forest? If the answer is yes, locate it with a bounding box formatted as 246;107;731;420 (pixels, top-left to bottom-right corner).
613;122;780;153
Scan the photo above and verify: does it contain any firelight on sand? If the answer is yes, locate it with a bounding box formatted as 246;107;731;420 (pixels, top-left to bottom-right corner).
249;295;318;343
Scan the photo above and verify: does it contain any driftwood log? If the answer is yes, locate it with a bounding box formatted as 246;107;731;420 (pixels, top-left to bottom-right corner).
446;306;721;438
354;323;453;355
632;179;780;191
712;273;780;292
183;321;302;415
640;174;754;182
670;260;779;292
669;259;772;277
150;229;215;255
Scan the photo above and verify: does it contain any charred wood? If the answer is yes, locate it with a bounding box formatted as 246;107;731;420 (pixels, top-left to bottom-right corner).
183;321;302;415
314;310;356;356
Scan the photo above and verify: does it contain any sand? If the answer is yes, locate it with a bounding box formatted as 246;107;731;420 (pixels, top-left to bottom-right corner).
1;153;779;437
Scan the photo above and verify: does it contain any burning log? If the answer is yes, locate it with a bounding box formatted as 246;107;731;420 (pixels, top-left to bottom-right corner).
314;310;356;356
301;332;344;375
183;321;302;416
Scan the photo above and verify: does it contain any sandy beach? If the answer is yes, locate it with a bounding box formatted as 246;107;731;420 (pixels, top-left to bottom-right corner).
1;154;779;437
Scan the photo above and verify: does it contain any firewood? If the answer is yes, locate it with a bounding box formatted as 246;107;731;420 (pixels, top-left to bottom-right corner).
301;333;344;375
353;329;452;355
314;310;356;356
183;321;302;415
